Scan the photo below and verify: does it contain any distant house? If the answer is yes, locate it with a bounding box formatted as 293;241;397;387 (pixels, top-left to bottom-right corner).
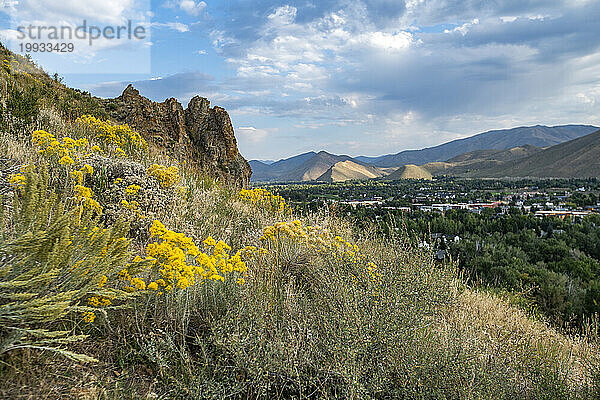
535;210;591;220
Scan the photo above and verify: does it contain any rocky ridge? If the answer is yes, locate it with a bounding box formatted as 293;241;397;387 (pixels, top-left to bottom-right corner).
102;85;251;187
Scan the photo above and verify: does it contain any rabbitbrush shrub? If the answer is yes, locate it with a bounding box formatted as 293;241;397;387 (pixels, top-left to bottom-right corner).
0;167;136;362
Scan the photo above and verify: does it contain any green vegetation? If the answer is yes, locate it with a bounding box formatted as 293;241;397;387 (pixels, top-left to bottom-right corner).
385;209;600;327
0;42;108;137
276;178;600;329
1;46;599;399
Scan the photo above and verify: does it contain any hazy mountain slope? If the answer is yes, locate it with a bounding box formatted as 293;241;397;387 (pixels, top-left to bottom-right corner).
386;165;433;180
250;152;316;181
249;160;271;177
447;145;542;163
431;145;543;176
472;129;600;178
356;125;598;167
317;160;387;182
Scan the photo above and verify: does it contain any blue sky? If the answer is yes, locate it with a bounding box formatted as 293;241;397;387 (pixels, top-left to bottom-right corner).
2;0;600;160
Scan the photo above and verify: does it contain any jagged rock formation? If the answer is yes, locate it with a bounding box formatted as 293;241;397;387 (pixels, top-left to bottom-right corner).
102;85;251;187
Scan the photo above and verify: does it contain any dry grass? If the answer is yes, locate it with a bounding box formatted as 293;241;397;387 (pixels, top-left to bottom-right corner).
434;289;599;396
1;115;599;399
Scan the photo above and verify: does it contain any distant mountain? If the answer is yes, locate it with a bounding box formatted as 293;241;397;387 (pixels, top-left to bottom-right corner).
317;160;387;182
250;152;316;181
425;145;543;176
284;151;356;181
251;151;361;182
446;144;542;164
355;125;598;167
248;160;273;180
471;129;600;178
249;125;599;182
386;165;433;180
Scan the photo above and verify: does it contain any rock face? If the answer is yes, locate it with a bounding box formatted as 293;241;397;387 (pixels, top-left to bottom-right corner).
103;85;251;187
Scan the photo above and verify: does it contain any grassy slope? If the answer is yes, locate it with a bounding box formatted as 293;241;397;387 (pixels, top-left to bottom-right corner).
475;129;600;178
386;164;433;180
0;43;108;127
317;160;386;182
0;48;599;399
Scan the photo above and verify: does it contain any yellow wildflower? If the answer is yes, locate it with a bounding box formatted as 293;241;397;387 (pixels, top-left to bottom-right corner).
126;184;141;195
82;164;94;175
8;173;26;191
83;311;96;323
59;155;75;165
130;277;146;290
147;164;181;188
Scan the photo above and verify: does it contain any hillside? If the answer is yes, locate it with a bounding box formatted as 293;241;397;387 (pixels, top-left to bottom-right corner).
447;144;542;163
249;151;316;181
356;125;598;167
316;160;387;182
0;42;250;187
473;128;600;178
386;164;433;180
1;42;599;399
251;151;359;182
424;145;544;176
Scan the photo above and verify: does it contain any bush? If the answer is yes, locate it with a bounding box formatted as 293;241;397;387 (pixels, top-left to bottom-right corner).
0;167;134;362
6;86;39;123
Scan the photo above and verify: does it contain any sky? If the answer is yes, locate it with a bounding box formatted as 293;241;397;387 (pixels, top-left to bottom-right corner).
1;0;600;160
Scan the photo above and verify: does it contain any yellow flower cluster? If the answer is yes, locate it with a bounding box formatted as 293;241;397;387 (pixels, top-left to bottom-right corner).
147;164;181;188
88;296;111;307
31;130;102;215
8;173;26;192
140;220;248;292
70;164;94;185
125;184;141;195
8;165;34;193
33;130;89;163
74;185;102;214
260;220;381;284
2;58;11;74
83;311;96;323
77;115;148;157
239;188;293;214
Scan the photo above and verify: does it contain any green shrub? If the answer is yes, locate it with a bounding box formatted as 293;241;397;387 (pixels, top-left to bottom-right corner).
6;86;39;123
0;167;134;362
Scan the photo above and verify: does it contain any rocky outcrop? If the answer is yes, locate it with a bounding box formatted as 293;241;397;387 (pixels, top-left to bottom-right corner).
102;85;251;187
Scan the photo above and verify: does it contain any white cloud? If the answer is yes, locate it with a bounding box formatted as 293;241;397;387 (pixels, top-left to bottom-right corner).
237;126;269;143
356;31;413;51
8;0;138;24
266;5;297;26
179;0;206;16
153;21;189;32
445;18;479;35
164;0;206;16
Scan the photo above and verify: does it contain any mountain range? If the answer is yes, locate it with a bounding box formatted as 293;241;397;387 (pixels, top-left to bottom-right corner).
354;125;598;167
471;129;600;178
250;125;599;182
